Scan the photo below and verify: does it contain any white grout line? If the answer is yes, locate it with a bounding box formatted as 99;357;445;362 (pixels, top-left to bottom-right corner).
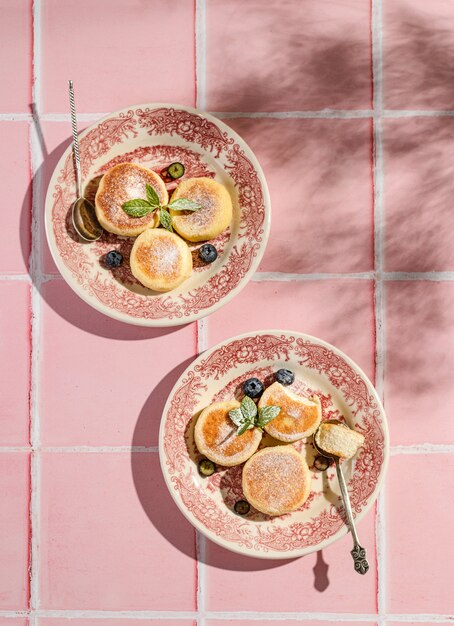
385;271;454;281
195;0;207;111
383;109;454;118
3;271;454;284
0;113;33;121
0;274;31;281
0;610;453;622
390;444;454;455
371;0;388;621
2;110;454;123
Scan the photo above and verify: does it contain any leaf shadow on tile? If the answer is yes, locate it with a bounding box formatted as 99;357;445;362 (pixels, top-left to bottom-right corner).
384;5;454;108
131;356;333;586
20;106;183;340
206;0;372;111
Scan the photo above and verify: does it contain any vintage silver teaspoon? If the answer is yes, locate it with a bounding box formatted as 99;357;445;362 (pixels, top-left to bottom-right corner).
313;419;370;575
68;80;103;241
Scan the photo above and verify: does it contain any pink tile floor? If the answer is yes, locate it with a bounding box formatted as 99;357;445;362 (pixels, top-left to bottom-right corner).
1;0;453;624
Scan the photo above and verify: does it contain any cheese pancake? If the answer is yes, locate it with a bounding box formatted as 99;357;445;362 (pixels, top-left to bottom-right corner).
258;382;321;443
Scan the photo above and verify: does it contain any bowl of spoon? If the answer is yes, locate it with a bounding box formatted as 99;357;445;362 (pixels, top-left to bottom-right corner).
68;80;103;242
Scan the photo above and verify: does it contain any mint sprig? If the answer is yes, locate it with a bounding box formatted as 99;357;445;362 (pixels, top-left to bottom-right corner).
121;183;202;230
228;396;281;436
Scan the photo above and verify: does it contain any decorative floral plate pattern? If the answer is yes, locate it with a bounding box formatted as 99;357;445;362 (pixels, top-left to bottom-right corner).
159;330;389;559
45;104;270;326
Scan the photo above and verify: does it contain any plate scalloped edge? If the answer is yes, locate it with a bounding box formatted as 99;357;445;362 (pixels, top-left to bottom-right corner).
44;103;271;327
159;329;389;559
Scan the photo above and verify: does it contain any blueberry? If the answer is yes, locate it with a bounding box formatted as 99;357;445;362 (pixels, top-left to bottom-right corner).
105;250;123;268
199;244;218;264
275;368;295;385
243;377;264;399
234;500;250;515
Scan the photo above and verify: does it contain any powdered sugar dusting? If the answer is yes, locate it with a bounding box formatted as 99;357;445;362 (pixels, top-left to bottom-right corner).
136;237;183;279
244;448;309;514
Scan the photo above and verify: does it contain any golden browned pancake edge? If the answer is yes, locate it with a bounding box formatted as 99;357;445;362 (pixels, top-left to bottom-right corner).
258;382;322;442
130;228;192;292
95;163;168;236
194;400;262;467
242;445;311;516
169;177;232;242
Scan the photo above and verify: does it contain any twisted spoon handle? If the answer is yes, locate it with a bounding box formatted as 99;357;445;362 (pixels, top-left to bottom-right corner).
68;80;82;198
335;459;370;575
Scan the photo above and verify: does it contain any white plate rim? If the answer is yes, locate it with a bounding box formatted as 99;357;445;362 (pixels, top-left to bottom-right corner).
159;329;389;559
44;103;271;327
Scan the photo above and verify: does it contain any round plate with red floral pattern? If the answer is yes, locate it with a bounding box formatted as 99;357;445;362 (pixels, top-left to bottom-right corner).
159;330;388;559
45;104;270;326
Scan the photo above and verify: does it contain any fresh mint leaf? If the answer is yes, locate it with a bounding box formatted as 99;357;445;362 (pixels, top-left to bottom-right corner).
240;396;257;421
122;198;153;217
228;406;254;436
237;420;254;436
146;183;160;207
228;407;246;428
257;405;281;428
167;198;202;212
159;208;173;231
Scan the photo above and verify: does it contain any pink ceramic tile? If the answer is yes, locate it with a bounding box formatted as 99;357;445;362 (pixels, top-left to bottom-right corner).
205;506;377;612
388;454;454;613
385;281;454;445
0;123;31;274
383;0;454;109
208;279;376;382
0;1;32;112
0;621;28;626
206;0;372;111
0;453;30;609
40;452;196;610
41;0;195;113
40;280;196;446
383;118;454;272
40;121;88;274
227;118;373;273
0;282;30;446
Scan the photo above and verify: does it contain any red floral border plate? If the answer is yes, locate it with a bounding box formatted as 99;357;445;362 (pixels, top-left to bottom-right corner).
45;104;270;326
159;330;389;559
